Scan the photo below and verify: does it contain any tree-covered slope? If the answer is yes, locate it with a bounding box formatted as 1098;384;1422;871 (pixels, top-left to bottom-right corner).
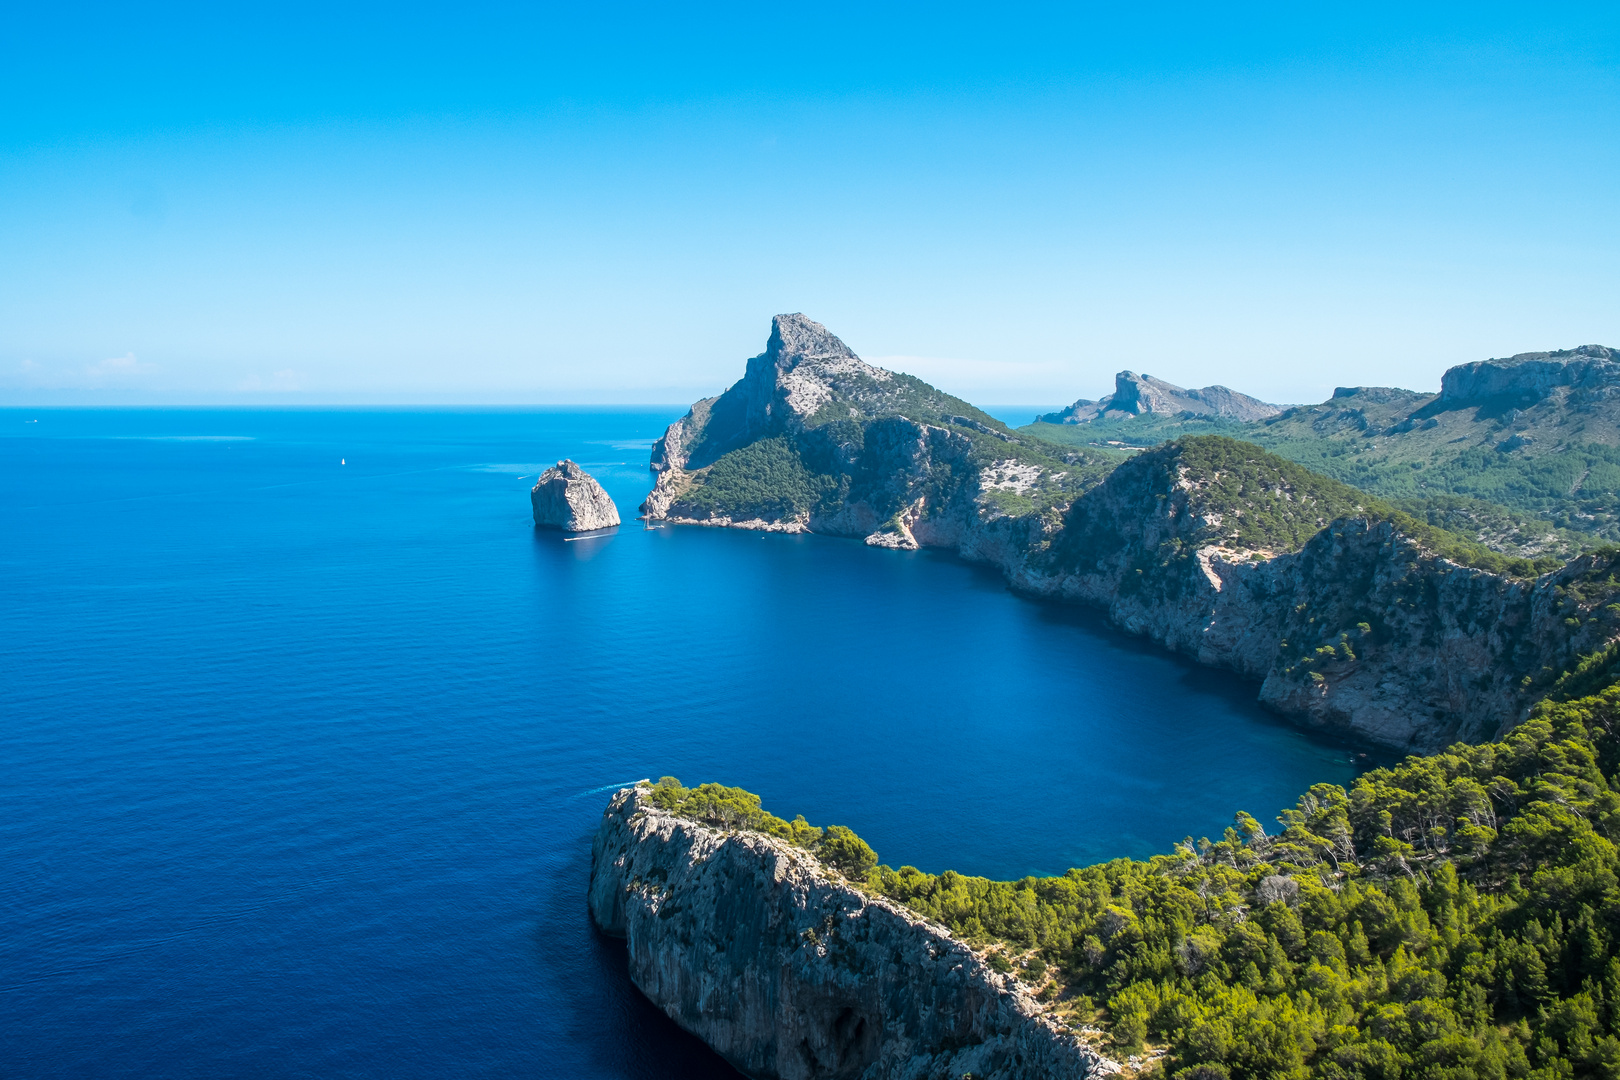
660;684;1620;1080
1048;436;1564;580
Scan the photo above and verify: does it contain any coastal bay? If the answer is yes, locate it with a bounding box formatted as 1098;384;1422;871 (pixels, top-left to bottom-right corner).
0;408;1362;1078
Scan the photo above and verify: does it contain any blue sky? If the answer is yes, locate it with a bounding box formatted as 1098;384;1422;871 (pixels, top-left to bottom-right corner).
2;3;1617;406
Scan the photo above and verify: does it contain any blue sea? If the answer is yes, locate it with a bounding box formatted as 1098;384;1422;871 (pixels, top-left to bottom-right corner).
0;409;1364;1078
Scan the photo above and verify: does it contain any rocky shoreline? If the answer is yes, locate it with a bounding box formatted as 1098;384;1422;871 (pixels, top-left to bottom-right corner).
589;783;1116;1080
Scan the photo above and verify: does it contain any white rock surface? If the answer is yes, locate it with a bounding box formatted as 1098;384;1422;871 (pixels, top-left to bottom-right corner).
530;460;620;532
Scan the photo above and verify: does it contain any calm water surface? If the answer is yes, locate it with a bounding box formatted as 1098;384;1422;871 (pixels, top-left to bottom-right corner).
0;409;1363;1078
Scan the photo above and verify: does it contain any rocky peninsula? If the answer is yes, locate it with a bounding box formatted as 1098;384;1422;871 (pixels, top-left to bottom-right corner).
595;689;1620;1080
589;782;1114;1080
531;459;619;531
640;316;1620;753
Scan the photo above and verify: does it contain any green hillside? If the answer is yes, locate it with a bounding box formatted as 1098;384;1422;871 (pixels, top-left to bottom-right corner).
1049;436;1564;578
1023;380;1620;549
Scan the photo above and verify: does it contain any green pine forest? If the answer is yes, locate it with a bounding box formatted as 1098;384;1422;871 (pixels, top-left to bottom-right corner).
653;683;1620;1079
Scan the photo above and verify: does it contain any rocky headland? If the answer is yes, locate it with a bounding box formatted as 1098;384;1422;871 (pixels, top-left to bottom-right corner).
531;459;620;531
640;317;1620;753
589;782;1114;1080
589;695;1620;1080
640;313;1114;548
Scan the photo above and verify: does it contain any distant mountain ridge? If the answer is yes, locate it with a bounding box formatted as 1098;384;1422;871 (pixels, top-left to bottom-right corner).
1039;371;1280;424
1026;343;1620;541
1430;344;1620;414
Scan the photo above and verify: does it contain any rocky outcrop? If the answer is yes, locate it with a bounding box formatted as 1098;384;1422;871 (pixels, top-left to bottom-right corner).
648;314;894;480
1040;372;1279;424
589;784;1113;1080
531;460;620;531
1429;345;1620;413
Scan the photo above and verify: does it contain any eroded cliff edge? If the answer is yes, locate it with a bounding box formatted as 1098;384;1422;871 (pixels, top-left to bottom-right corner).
588;783;1113;1080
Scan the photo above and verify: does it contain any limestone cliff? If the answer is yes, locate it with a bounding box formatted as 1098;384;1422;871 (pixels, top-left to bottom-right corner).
531;459;620;531
589;783;1113;1080
1429;344;1620;414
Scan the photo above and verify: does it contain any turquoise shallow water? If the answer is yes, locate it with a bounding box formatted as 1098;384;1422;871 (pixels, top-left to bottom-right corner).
0;409;1362;1078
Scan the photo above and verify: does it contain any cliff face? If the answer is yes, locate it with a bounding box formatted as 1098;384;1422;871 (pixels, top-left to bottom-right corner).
1432;345;1620;413
589;784;1112;1080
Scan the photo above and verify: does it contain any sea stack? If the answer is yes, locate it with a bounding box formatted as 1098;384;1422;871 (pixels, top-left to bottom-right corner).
530;460;620;532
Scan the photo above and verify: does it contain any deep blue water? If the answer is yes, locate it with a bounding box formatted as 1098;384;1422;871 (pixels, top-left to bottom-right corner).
0;409;1363;1078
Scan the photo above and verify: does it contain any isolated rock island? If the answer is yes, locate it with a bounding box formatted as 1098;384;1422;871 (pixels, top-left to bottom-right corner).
589;782;1111;1080
530;459;620;531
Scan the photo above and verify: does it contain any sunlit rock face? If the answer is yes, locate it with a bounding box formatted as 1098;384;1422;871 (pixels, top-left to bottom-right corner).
589;783;1114;1080
531;460;620;532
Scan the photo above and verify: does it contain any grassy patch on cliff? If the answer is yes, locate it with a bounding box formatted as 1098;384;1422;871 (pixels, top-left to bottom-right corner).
665;685;1620;1079
1025;415;1255;450
673;417;1116;528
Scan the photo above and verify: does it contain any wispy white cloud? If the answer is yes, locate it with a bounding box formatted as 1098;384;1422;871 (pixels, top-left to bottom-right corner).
236;369;302;393
84;352;153;386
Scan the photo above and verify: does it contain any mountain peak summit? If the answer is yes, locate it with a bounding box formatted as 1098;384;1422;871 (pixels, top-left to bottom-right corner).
766;313;860;368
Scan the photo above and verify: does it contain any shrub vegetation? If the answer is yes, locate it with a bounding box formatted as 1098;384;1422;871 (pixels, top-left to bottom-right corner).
1054;437;1566;579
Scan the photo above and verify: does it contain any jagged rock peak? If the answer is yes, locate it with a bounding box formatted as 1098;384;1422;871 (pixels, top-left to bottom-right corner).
765;312;861;366
1042;370;1279;424
648;314;895;478
530;459;620;532
748;313;890;414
